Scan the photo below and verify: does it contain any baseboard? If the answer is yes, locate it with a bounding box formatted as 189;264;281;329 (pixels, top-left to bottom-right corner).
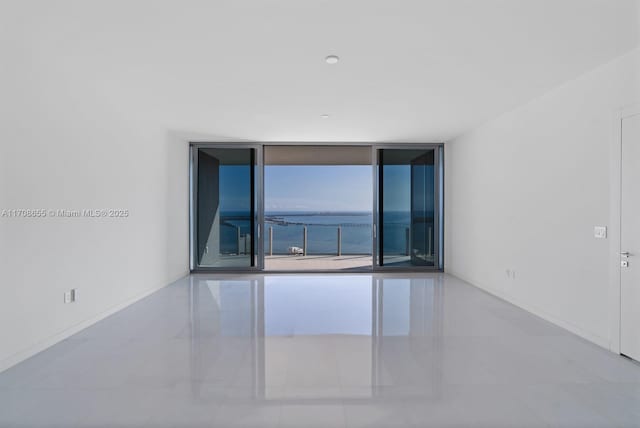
0;271;189;374
446;269;611;351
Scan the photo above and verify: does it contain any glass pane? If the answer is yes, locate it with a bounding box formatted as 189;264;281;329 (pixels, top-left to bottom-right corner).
379;149;435;267
196;148;254;268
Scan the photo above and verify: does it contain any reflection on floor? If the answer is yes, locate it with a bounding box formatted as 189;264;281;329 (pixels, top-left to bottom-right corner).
1;274;640;427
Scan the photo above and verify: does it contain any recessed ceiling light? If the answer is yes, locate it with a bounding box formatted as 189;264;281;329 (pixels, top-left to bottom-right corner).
320;114;330;119
325;55;339;64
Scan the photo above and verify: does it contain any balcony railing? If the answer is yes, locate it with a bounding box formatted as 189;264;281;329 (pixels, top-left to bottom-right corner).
265;224;433;257
219;221;434;258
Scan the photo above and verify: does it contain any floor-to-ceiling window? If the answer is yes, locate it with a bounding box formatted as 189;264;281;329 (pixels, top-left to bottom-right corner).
190;143;443;272
191;146;261;270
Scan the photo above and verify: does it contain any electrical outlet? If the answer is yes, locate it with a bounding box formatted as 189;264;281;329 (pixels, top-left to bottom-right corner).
64;291;72;304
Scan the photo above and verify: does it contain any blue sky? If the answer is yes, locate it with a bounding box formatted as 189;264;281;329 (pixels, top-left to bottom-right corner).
219;164;424;213
265;166;373;212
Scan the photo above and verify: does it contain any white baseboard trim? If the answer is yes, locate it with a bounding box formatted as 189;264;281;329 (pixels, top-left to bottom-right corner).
446;269;611;351
0;271;189;374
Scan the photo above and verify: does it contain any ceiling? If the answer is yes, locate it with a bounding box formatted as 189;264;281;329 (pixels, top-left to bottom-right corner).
3;0;639;142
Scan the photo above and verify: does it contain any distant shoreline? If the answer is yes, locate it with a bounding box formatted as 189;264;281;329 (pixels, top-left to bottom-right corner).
265;211;372;217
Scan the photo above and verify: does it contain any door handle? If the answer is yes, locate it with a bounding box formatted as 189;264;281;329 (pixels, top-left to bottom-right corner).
373;224;377;238
621;252;631;258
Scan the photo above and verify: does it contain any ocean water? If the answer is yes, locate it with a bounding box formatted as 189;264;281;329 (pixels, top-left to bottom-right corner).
220;211;427;255
265;211;374;255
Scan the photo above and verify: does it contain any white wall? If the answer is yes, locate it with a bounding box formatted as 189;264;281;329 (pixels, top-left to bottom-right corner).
0;25;190;372
445;47;640;349
1;1;638;371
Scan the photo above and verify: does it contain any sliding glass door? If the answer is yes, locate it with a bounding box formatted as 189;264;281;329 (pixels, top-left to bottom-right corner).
191;143;442;272
375;146;443;270
191;145;262;271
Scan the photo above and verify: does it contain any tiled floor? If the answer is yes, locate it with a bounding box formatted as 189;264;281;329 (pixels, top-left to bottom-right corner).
1;274;639;427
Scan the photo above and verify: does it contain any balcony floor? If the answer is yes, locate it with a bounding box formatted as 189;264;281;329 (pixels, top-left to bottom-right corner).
265;255;372;271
